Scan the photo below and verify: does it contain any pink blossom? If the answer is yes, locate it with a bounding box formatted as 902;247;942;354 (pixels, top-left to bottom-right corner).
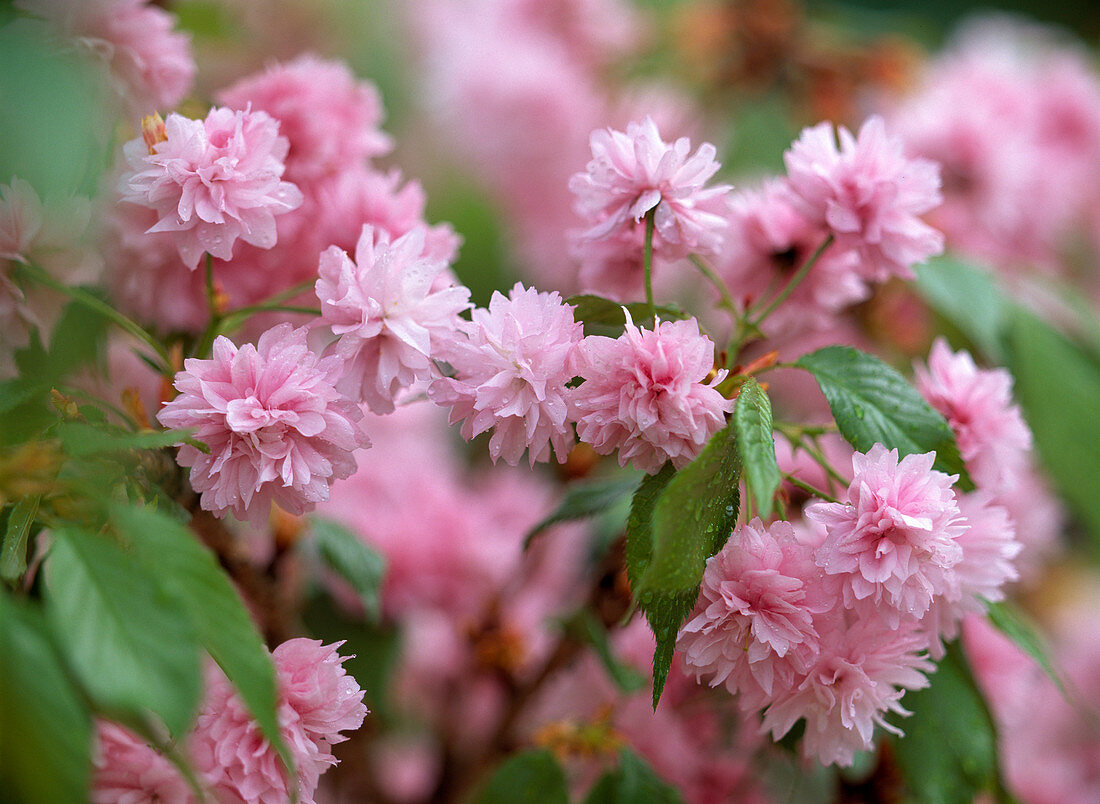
157;324;367;525
783;115;944;281
217;54;392;185
429;283;582;466
678;519;826;711
570;116;732;258
17;0;194;116
316;225;470;413
91;721;195;804
119;107;303;269
914;338;1032;492
570;312;732;473
272;639;368;746
805;444;967;623
762;616;933;766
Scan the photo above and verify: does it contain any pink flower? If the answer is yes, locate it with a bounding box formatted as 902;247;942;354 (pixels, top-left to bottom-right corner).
762;616;933;766
316;225;470;413
570;116;732;258
914;338;1032;492
119;107;303;269
783;115;944;281
805;444;967;624
570;312;732;473
217;54;392;185
91;721;195;804
17;0;194;116
678;519;826;711
191;640;366;804
157;324;367;524
428;283;582;466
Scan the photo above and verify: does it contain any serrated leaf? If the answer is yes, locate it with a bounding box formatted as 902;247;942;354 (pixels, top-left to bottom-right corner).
890;642;1002;804
796;346;971;487
567;294;687;337
108;504;290;774
985;601;1066;696
309;516;387;622
1;495;39;584
0;589;92;804
477;749;570;804
45;527;202;738
567;610;646;693
57;422;193;457
914;258;1010;362
734;379;781;518
624;464;676;590
525;473;642;549
584;750;683;804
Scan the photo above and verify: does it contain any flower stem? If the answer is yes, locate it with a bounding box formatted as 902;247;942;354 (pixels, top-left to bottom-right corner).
748;233;834;329
782;472;839;504
689;254;737;313
643;211;656;318
15;262;174;377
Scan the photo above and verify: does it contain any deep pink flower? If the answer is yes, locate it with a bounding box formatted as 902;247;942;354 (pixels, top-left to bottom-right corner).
17;0;194;115
678;519;826;711
316;225;470;413
570;312;732;473
805;444;967;624
119;107;303;269
157;324;367;525
91;721;194;804
762;616;933;766
217;54;392;185
914;338;1032;492
570;116;732;258
783;115;944;281
428;283;582;466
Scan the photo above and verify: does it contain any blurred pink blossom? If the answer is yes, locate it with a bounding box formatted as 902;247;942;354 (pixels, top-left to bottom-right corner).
91;721;194;804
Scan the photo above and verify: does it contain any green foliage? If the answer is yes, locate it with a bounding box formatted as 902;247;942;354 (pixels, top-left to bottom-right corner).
796;345;971;486
585;750;683;804
567;294;688;337
0;589;92;804
915;258;1010;361
309;516;388;623
56;422;190;457
45;526;203;738
565;610;647;693
1;495;39;584
985;601;1066;695
626;421;741;707
733;378;781;518
890;642;1003;804
525;472;642;548
476;750;570;804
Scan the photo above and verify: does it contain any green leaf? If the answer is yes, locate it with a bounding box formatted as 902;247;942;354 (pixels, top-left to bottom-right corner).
985;601;1066;696
525;473;642;549
629;422;741;707
585;750;683;804
567;610;647;693
734;379;781;518
108;504;290;772
796;346;971;487
0;589;92;804
1006;311;1100;554
477;750;570;804
914;258;1010;362
45;527;202;738
44;298;109;380
1;495;39;584
57;422;192;457
309;516;388;623
890;642;1002;804
567;294;687;337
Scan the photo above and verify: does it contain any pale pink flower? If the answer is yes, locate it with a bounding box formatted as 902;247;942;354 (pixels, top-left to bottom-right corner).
570;116;732;258
570;312;732;473
762;616;933;766
17;0;194;116
678;519;826;711
217;54;392;185
119;107;303;269
91;721;195;804
805;444;967;624
428;283;582;466
157;324;367;525
914;338;1032;492
272;639;368;747
783;115;944;281
316;225;470;413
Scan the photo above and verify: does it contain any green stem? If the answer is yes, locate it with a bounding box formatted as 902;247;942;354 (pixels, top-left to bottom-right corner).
15;262;174;376
642;212;656;317
782;473;839;504
240;278;316;311
748;233;834;329
689;254;737;313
